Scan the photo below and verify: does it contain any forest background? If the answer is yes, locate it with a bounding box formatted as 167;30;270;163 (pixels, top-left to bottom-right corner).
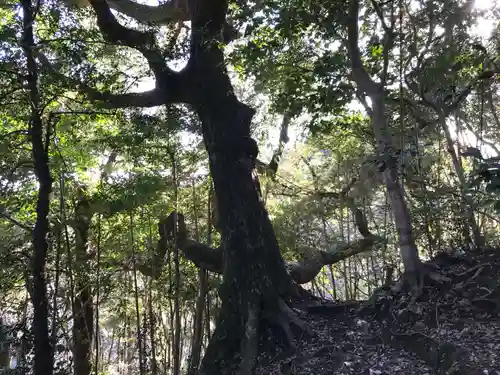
0;0;500;374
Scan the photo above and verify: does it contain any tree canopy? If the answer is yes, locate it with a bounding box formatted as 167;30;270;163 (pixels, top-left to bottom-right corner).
0;0;499;374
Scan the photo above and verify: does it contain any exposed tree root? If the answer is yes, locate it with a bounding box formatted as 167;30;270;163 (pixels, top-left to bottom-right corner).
262;297;314;350
307;300;361;315
390;263;451;301
456;262;490;279
360;263;452;314
199;293;314;375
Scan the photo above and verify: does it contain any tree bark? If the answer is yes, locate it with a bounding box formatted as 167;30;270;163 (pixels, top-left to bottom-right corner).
182;4;305;372
439;113;483;247
72;194;94;375
78;1;307;372
0;318;8;368
20;1;54;374
347;0;422;277
191;65;293;375
372;96;421;274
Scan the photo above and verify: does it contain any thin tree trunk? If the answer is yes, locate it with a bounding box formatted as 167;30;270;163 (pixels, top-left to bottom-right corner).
107;327;115;366
167;251;174;371
144;210;158;375
0;318;8;368
130;214;144;375
347;217;353;299
169;151;181;375
51;228;62;358
94;214;102;375
328;265;336;299
374;96;421;275
20;1;53;373
347;0;421;278
205;184;214;345
148;274;157;375
439;113;483;247
73;192;94;375
187;181;208;375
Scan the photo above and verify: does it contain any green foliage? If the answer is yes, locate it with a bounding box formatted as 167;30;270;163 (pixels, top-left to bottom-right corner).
93;173;171;217
0;0;498;372
459;147;500;213
229;1;352;118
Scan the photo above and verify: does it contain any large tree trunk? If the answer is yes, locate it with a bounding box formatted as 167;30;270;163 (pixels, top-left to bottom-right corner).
193;78;293;374
79;1;309;372
187;7;296;373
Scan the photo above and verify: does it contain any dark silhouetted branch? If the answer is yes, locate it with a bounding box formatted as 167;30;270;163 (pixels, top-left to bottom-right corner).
138;209;383;285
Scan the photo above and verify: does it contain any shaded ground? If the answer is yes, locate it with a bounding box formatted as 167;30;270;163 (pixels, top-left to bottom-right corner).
256;247;500;375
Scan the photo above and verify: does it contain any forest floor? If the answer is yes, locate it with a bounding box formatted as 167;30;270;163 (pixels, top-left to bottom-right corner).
255;247;500;375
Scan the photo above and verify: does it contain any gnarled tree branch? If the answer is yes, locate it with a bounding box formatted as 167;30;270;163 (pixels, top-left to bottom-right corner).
138;185;384;285
88;89;167;108
36;52;181;108
88;0;186;93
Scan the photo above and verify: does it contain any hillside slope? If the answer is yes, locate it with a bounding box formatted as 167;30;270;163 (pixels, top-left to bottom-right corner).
256;247;500;375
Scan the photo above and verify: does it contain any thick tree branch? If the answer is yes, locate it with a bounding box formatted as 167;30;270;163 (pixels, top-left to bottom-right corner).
368;0;396;86
380;30;395;86
137;213;223;278
286;234;383;284
139;189;384;284
267;111;292;178
254;111;292;179
88;0;187;99
370;0;389;31
37;52;178;108
72;0;238;43
317;191;370;237
106;0;189;23
87;89;167;108
347;0;379;95
88;0;155;47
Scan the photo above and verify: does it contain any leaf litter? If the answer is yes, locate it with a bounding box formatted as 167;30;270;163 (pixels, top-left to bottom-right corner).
255;247;500;374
